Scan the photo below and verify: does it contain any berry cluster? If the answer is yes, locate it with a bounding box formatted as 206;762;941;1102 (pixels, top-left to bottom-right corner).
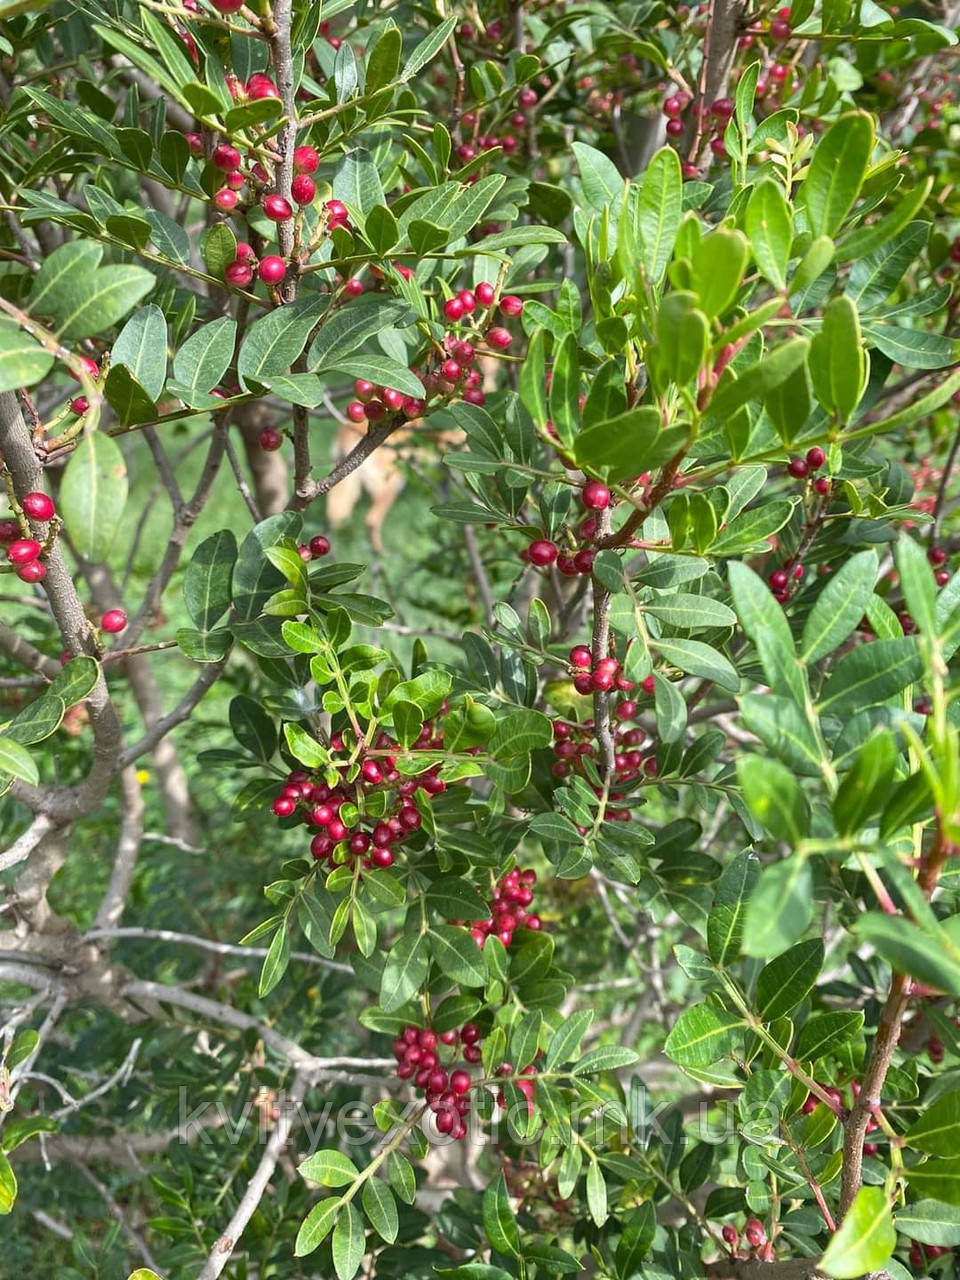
521;479;615;574
464;867;541;947
552;712;657;794
2;490;57;583
392;1022;482;1140
345;377;425;425
297;534;331;562
269;724;449;869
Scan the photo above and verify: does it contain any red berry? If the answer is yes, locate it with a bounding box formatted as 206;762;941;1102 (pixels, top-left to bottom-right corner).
235;242;256;262
309;535;331;557
441;359;462;382
259;427;282;451
70;396;89;415
210;0;243;11
294;145;319;173
476;281;495;306
499;294;523;317
527;539;558;566
325;198;348;220
805;446;826;469
344;277;364;297
769;569;789;590
663;96;684;117
224;261;253;288
272;796;296;817
258;256;286;284
354;380;375;402
21;492;54;521
665;118;684;138
928;546;947;566
69;355;100;382
7;539;41;565
291;174;316;205
346;401;367;423
98;608;127;635
569;645;592;669
813;477;830;495
642;675;656;694
212;144;240;172
486;327;512;350
17;560;46;583
225;169;245;191
247;75;279;100
450;1070;471;1094
770;16;791;38
745;1219;766;1248
517;87;538;108
787;457;809;479
0;520;18;542
722;1225;738;1246
213;189;238;212
582;480;611;510
263;194;293;221
711;97;735;118
457;289;477;313
444;297;465;322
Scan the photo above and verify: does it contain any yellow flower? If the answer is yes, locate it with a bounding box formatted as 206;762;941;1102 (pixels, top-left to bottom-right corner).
136;769;151;785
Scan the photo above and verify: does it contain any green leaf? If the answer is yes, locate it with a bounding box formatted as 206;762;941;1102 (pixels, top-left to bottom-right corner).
801;112;875;238
654;672;687;744
47;656;99;708
380;933;429;1011
896;535;937;637
332;1201;365;1280
59;431;128;562
258;924;290;997
284;724;329;769
819;637;922;712
853;915;960;997
709;338;810;424
545;1009;593;1070
202;224;237;279
808;294;868;422
654;638;739;693
643;593;736;631
832;732;896;835
801;550;877;663
232;512;302;621
183;530;237;631
173;318;237;403
586;1160;608;1227
425;877;489;921
0;318;53;392
738;757;809;844
0;736;38;784
728;562;805;703
664;1002;744;1068
795;1010;863;1061
299;1149;360;1187
741;857;814;958
745;180;792;290
400;15;455;81
905;1159;960;1207
240;296;327;384
895;1200;960;1247
103;365;156;426
111;304;167;400
572;142;623;215
0;1151;17;1215
325;356;424;399
906;1092;960;1156
615;1203;655;1275
308;299;412;371
176;628;232;662
572;1046;640;1075
820;1186;895;1279
483;1172;521;1257
635;147;682;284
740;694;823;775
707;851;759;966
333;147;385;215
428;926;486;987
690;230;750;320
655;293;709;387
756;939;824;1021
361;1178;398;1243
295;1197;341;1256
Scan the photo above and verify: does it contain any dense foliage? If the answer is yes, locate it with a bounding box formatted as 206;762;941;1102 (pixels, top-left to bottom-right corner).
1;1;960;1278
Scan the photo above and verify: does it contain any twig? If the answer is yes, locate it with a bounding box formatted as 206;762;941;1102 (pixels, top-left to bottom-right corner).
74;1159;162;1273
119;657;228;766
464;525;495;623
931;418;960;544
93;767;144;930
51;1037;141;1119
225;429;263;522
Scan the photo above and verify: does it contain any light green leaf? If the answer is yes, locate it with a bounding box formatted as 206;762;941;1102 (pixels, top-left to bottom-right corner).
801;550;877;663
741;857;813;957
111;304;167;400
801;112;875;238
756;939;824;1021
59;431;128;563
664;1001;744;1068
821;1187;895;1279
746;180;792;290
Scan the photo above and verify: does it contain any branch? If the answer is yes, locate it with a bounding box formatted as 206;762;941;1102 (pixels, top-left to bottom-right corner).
704;1260;830;1280
92;766;144;930
292;418;402;508
119;657;228;766
0;621;59;678
198;1070;308;1280
121;978;394;1081
0;813;55;874
86;925;352;973
74;1159;162;1273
